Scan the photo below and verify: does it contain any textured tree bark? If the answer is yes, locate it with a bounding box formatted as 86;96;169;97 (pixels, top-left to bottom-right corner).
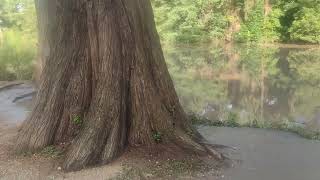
16;0;219;171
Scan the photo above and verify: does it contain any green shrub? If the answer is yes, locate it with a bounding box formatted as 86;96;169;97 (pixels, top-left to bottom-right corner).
289;7;320;43
72;115;83;126
152;0;229;43
262;8;283;42
236;1;264;42
152;131;162;143
188;113;224;126
225;112;240;127
0;30;36;80
40;145;62;158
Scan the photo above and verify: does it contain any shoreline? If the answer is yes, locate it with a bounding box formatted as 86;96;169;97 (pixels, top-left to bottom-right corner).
161;41;320;49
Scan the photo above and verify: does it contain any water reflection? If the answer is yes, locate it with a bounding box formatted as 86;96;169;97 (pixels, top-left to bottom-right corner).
165;43;320;131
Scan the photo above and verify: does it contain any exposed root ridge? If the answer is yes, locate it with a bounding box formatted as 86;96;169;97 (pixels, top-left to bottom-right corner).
12;91;37;103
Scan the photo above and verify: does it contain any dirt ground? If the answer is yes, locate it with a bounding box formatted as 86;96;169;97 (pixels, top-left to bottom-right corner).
0;122;123;180
0;121;223;180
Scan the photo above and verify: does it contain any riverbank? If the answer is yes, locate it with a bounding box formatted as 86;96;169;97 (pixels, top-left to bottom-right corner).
162;41;320;49
190;114;320;141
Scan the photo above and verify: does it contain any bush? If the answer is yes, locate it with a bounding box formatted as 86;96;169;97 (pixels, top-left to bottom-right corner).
0;30;36;80
289;7;320;43
236;1;283;42
225;112;240;127
236;1;264;42
262;8;283;42
152;0;229;43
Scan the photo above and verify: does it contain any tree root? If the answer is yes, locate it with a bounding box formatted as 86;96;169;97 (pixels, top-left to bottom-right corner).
12;91;37;103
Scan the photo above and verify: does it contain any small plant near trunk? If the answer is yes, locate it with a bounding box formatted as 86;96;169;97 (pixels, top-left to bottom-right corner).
40;145;62;158
152;131;162;143
73;115;83;126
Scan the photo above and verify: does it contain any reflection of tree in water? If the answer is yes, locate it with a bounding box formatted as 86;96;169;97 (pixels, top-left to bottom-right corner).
164;44;320;129
287;49;320;129
164;44;229;113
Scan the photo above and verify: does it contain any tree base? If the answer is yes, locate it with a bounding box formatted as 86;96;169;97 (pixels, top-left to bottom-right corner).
15;0;222;171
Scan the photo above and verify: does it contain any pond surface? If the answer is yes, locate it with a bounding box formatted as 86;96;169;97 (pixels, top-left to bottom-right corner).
165;43;320;131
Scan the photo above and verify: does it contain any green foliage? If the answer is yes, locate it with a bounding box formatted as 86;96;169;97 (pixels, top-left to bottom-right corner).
0;0;36;80
262;8;283;42
0;30;36;80
152;0;229;43
152;131;162;143
40;145;62;158
236;1;265;42
236;1;283;42
237;0;320;43
151;0;320;44
0;0;37;36
289;7;320;43
189;113;224;126
225;112;240;127
72;115;83;126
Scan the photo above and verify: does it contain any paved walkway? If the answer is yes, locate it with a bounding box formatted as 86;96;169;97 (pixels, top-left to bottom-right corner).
200;126;320;180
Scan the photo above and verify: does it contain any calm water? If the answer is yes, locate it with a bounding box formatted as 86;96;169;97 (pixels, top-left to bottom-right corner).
165;43;320;130
1;43;320;131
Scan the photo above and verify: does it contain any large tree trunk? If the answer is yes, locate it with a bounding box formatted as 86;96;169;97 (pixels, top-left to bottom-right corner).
16;0;219;171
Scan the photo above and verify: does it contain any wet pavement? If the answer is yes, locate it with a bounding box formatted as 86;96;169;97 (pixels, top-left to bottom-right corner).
200;126;320;180
0;82;34;124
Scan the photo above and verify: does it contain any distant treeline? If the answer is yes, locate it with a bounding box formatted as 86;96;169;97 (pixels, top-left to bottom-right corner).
0;0;36;80
152;0;320;44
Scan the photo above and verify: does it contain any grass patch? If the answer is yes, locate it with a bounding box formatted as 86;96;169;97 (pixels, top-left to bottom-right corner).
40;145;62;158
189;112;240;127
113;158;218;180
189;113;224;126
189;113;320;141
276;125;320;140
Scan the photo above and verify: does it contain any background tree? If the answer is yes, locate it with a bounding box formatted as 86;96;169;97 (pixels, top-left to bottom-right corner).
15;0;220;171
0;0;36;80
